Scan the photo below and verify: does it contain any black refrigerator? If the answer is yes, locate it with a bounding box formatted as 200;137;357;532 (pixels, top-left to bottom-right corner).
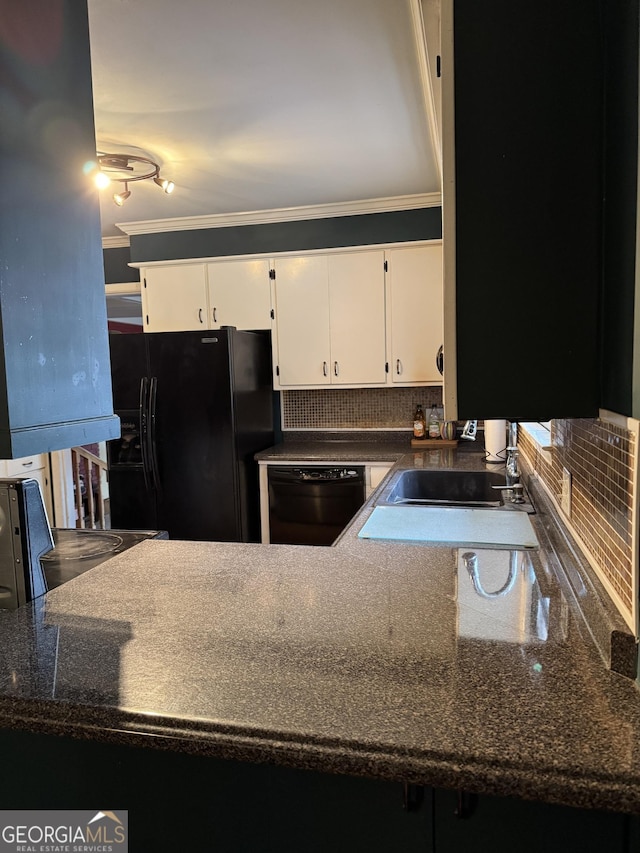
107;328;277;542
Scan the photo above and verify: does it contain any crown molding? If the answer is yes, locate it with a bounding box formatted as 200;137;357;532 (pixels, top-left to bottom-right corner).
409;0;442;183
115;192;442;236
102;235;131;249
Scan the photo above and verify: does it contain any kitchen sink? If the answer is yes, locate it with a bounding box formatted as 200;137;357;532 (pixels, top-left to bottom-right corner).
376;469;534;512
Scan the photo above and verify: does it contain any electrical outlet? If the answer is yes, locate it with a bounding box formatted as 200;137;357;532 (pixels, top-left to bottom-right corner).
561;468;572;517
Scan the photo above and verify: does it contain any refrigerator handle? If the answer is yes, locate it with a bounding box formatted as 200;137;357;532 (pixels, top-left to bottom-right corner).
139;377;151;491
148;376;161;490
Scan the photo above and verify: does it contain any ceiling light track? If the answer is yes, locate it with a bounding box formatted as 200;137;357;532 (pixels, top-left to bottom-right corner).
93;152;175;206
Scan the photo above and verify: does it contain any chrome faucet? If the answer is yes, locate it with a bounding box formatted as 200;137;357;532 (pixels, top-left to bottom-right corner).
505;422;519;484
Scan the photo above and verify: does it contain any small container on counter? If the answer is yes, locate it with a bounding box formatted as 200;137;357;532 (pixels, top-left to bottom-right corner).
428;405;440;438
440;420;457;441
413;404;426;440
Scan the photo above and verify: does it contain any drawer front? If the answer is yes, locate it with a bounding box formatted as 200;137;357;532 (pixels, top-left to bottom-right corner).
4;454;46;477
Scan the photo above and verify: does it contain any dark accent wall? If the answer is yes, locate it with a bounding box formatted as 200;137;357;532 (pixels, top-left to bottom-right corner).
600;0;639;416
103;245;137;284
128;208;442;263
0;1;119;456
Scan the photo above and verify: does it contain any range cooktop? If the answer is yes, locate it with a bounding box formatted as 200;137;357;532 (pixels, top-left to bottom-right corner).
40;528;167;590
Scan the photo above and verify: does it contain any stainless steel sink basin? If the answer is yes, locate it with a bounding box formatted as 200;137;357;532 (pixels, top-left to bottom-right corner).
376;469;535;512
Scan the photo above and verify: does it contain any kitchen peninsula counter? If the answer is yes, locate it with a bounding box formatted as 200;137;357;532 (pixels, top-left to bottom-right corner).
1;448;640;829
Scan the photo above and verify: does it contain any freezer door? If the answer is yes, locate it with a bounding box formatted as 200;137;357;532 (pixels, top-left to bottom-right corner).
146;330;241;541
108;334;159;528
108;333;149;410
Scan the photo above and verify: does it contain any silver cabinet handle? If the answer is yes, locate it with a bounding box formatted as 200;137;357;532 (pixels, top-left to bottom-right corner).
213;307;217;323
396;359;402;375
198;308;203;324
322;361;328;376
334;361;339;376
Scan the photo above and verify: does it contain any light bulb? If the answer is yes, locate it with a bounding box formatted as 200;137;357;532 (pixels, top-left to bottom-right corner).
113;188;131;206
154;176;175;194
94;171;111;190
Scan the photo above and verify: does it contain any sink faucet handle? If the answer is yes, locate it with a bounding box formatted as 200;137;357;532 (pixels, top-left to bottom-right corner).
491;481;525;503
461;420;477;440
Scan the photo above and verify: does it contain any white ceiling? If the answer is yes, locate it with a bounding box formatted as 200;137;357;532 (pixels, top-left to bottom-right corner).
87;0;440;239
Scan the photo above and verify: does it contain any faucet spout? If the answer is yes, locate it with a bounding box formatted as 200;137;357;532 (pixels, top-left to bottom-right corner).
505;421;520;484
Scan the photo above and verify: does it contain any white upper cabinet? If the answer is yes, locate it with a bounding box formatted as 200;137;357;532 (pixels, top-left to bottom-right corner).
141;264;208;332
272;244;442;390
141;259;272;333
327;251;386;385
136;241;444;391
386;243;443;384
207;258;271;330
272;256;332;386
272;250;386;389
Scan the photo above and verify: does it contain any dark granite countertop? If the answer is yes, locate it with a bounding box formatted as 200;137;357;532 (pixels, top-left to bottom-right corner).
1;447;639;814
255;437;410;463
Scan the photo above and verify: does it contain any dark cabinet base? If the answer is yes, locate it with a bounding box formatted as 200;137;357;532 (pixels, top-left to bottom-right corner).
434;788;637;853
0;729;637;853
0;730;431;853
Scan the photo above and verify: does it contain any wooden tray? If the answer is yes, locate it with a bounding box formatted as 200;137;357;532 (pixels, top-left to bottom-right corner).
410;439;459;448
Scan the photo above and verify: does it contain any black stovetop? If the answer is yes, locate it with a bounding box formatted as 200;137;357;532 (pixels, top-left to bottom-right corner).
40;528;167;590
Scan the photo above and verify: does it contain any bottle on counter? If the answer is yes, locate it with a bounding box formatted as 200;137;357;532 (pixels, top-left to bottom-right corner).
413;404;426;440
428;404;440;438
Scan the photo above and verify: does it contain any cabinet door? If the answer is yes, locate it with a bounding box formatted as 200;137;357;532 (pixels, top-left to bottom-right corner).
387;244;443;384
207;259;271;330
272;256;331;386
328;251;387;385
433;789;632;853
441;0;601;420
141;264;208;332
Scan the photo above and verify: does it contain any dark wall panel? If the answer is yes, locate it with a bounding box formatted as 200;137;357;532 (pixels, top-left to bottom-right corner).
129;208;442;263
599;0;639;416
103;246;137;284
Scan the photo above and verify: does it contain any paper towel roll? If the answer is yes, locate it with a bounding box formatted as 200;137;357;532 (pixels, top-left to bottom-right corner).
484;420;507;463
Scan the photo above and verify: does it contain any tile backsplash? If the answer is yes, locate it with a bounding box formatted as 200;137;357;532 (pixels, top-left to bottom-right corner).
281;387;443;430
519;418;637;631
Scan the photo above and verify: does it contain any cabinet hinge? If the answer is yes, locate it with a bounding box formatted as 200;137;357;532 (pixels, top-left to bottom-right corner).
384;260;388;272
143;277;147;288
276;365;280;376
436;55;441;78
385;362;389;373
269;269;276;280
270;308;275;320
145;314;149;325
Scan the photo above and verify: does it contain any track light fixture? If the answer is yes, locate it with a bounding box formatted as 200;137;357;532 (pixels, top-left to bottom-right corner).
93;153;175;205
153;175;175;194
113;183;131;207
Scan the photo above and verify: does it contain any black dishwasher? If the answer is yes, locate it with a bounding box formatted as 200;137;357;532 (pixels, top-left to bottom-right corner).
268;466;366;545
